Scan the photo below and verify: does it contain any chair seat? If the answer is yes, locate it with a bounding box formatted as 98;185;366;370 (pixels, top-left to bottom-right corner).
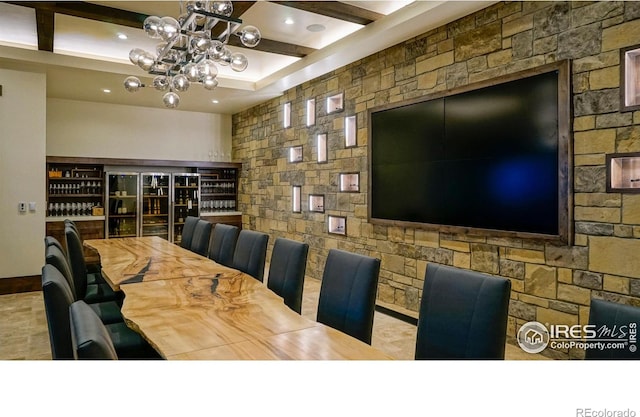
84;283;120;304
88;301;123;325
106;322;162;359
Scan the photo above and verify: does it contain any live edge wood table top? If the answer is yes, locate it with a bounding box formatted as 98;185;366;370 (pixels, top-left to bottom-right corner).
84;236;391;360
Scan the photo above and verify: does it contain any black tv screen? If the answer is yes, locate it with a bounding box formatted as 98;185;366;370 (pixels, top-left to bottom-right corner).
369;61;570;241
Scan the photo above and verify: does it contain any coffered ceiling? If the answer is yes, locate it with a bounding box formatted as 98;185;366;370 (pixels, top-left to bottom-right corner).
0;1;495;114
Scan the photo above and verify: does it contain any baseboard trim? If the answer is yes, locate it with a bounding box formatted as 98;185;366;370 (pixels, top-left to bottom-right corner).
375;304;418;326
0;275;42;295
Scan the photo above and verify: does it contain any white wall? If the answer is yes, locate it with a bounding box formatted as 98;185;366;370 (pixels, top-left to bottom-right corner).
47;98;232;162
0;69;46;279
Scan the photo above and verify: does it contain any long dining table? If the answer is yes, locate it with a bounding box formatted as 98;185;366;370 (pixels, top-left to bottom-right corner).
84;236;391;360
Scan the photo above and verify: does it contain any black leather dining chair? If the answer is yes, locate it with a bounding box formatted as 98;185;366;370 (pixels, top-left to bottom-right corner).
41;264;160;360
64;224;120;304
207;223;240;267
316;249;381;344
267;238;309;314
585;299;640;360
415;263;511;360
232;230;269;282
45;245;123;325
69;300;119;360
180;216;199;249
189;219;212;256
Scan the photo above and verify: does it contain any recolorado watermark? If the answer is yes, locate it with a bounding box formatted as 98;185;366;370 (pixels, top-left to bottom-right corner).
517;320;637;354
576;409;636;417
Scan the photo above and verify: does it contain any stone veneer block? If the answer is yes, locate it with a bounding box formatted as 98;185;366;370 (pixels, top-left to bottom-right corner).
544;245;588;269
602;19;640;51
557;268;573;284
573;129;616;154
537;307;578;327
453;252;471;269
574;192;621;207
573;115;595;131
503;14;533;38
603;275;630;295
574;154;606;166
589;66;620;90
525;264;557;298
440;239;470;253
557;283;591;306
416;51;454;74
455;22;501;61
622;195;640;225
574;206;620;223
470;243;499;274
590;236;640;279
504;248;545;264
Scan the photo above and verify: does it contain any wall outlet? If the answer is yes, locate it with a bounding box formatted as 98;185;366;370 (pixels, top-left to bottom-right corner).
18;202;26;213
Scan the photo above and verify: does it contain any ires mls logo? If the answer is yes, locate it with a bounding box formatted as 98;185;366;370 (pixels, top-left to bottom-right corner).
517;321;638;354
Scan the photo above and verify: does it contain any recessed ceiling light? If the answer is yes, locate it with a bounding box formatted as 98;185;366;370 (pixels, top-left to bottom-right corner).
284;18;294;25
117;33;128;40
212;99;219;104
306;24;325;32
102;89;111;93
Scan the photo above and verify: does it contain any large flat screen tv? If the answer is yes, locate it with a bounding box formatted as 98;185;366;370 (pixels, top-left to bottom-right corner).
368;61;571;242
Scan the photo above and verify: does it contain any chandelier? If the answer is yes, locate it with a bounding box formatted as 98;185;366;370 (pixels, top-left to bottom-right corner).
124;1;261;108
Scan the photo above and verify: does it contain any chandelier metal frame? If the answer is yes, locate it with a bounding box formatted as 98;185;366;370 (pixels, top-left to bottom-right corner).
124;1;261;108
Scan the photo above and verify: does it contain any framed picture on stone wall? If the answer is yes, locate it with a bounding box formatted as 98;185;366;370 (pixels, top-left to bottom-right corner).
292;185;301;213
339;172;359;193
317;133;328;163
289;145;303;163
309;194;325;213
621;44;640;111
328;215;346;235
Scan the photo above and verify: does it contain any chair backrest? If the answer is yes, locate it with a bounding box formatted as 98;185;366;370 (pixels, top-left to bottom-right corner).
415;263;511;360
208;223;240;267
267;238;309;314
317;249;381;344
45;235;65;255
180;216;199;249
585;299;640;360
41;264;76;359
69;300;118;360
232;230;269;282
189;219;212;256
64;225;88;299
45;244;78;300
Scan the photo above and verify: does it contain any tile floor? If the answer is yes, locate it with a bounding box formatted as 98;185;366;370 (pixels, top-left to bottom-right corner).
0;277;545;360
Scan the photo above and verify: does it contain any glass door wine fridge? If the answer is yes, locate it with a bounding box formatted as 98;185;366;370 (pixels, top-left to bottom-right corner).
106;172;140;239
172;173;200;245
140;173;171;240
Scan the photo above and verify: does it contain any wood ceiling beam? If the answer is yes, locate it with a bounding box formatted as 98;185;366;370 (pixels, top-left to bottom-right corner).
35;7;54;52
271;1;384;25
5;1;317;58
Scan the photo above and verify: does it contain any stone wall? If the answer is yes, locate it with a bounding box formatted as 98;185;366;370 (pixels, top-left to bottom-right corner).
232;1;640;358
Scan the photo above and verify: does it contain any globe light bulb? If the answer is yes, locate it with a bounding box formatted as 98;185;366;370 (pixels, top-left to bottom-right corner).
197;59;218;79
124;76;142;93
163;91;180;108
239;25;261;48
210;1;233;16
172;74;190;92
143;16;162;39
153;75;170;91
137;51;156;71
184;62;201;82
191;33;211;54
128;48;144;65
230;52;248;72
186;0;209;12
202;76;218;90
158;16;180;41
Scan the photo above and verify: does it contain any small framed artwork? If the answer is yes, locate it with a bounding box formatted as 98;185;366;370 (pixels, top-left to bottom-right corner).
292;185;301;213
309;194;325;213
317;133;328;163
345;115;356;148
339;172;359;193
621;44;640;111
328;215;347;235
289;145;303;163
327;93;344;114
306;98;316;126
283;102;292;128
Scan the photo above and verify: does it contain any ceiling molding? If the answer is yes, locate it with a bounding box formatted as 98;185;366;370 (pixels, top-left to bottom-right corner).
271;1;384;25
